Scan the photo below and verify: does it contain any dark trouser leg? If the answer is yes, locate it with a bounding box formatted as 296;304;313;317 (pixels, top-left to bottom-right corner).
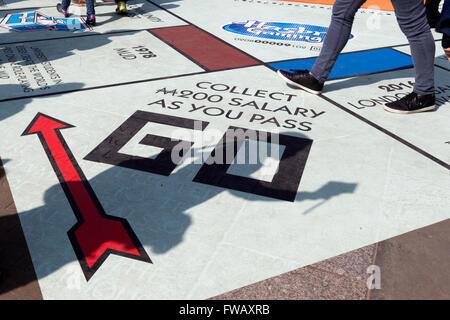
438;0;450;48
309;0;366;83
62;0;71;11
425;0;442;26
86;0;95;16
426;0;441;14
392;0;435;95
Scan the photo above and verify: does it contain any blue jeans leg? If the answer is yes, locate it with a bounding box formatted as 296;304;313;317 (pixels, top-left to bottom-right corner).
310;0;366;83
438;0;450;48
85;0;95;16
61;0;71;11
62;0;95;16
310;0;435;95
391;0;435;94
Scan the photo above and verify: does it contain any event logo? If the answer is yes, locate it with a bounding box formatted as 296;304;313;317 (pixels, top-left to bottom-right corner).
223;20;354;43
0;11;91;32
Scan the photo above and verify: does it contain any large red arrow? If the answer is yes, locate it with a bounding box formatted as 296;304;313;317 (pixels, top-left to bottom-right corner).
22;113;152;281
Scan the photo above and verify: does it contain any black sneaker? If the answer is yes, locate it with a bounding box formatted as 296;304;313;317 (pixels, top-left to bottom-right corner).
277;69;324;94
85;15;96;26
56;3;70;18
384;92;435;114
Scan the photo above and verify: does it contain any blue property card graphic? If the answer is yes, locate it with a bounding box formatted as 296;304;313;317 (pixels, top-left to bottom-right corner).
0;11;91;32
270;48;414;79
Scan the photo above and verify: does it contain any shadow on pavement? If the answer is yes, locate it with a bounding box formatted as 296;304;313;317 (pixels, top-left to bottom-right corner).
0;132;358;296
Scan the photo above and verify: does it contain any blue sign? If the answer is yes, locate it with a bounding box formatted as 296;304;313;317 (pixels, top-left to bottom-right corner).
0;11;91;32
223;20;354;43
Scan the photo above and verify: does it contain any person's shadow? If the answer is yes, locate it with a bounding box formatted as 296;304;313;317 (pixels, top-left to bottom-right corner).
0;0;26;7
0;82;89;123
0;27;151;104
0;132;357;296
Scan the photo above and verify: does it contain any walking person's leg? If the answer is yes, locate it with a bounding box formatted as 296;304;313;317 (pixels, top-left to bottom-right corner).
86;0;96;17
437;0;450;61
62;0;71;11
85;0;96;25
310;0;367;83
277;0;366;94
57;0;71;17
384;0;436;113
425;0;442;27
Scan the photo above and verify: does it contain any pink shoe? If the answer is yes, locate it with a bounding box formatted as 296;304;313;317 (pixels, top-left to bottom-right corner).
86;15;96;26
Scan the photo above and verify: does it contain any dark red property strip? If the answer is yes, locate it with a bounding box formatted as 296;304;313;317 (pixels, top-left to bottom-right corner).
150;25;260;71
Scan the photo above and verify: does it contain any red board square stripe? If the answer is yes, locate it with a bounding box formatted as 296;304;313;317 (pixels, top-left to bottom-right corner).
150;25;260;71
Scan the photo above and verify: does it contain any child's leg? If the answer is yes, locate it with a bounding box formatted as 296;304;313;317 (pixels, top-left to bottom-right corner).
425;0;442;27
438;0;450;60
86;0;96;16
61;0;71;11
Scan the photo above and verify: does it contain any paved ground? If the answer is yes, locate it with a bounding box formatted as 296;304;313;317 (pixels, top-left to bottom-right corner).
0;0;449;300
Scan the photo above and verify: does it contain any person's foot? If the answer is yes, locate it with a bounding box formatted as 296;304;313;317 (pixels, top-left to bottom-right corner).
277;69;324;95
384;92;435;114
85;15;96;26
56;3;70;18
116;1;128;15
444;48;450;62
